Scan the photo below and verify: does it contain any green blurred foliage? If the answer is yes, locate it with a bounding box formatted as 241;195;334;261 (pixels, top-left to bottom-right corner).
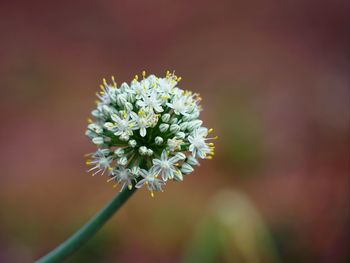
184;190;281;263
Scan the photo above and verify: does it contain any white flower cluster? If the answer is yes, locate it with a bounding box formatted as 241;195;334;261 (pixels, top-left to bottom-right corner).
86;71;216;197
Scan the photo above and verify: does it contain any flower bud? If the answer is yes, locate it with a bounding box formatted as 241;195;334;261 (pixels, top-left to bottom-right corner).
114;148;125;157
92;137;104;145
170;117;178;124
187;120;203;131
118;157;128;166
175;132;186;139
155;136;164;145
119;134;130;141
180;122;188;130
186;156;199;166
161;113;171;122
173;170;183;181
85;130;95;139
181;163;194;174
104;122;114;130
102;105;113;114
116;94;127;107
175;152;186;160
124;102;133;111
139;146;148;155
91;109;102;118
120;82;129;91
128;139;137;148
170;124;181;133
88;123;103;134
159;123;169;133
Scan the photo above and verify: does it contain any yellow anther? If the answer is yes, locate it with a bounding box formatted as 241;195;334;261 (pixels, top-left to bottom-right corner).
85;160;91;165
113;184;117;188
142;70;146;78
134;75;138;81
111;75;117;87
103;78;107;85
108;167;113;171
128;184;132;190
99;84;105;90
151;191;154;198
208;128;214;134
207;156;213;160
87;118;93;123
208;143;214;146
213;136;219;140
177;77;182;82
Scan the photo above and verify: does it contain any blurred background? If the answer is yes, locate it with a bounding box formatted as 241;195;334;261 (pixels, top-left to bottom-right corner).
0;0;349;262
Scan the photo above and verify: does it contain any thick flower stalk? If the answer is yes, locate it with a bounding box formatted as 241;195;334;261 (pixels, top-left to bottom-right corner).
86;71;217;196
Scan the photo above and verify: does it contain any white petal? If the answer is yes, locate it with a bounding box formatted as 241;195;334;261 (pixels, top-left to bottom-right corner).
140;127;146;137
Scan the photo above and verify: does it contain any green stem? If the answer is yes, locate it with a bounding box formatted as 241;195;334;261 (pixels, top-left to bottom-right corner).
36;187;137;263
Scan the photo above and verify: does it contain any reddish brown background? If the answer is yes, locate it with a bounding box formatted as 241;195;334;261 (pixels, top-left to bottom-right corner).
0;0;349;262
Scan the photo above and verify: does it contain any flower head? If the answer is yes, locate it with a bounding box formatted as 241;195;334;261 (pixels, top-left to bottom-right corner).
86;71;216;196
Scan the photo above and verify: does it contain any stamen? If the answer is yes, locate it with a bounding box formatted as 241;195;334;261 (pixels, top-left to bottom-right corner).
107;175;117;182
111;75;117;87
